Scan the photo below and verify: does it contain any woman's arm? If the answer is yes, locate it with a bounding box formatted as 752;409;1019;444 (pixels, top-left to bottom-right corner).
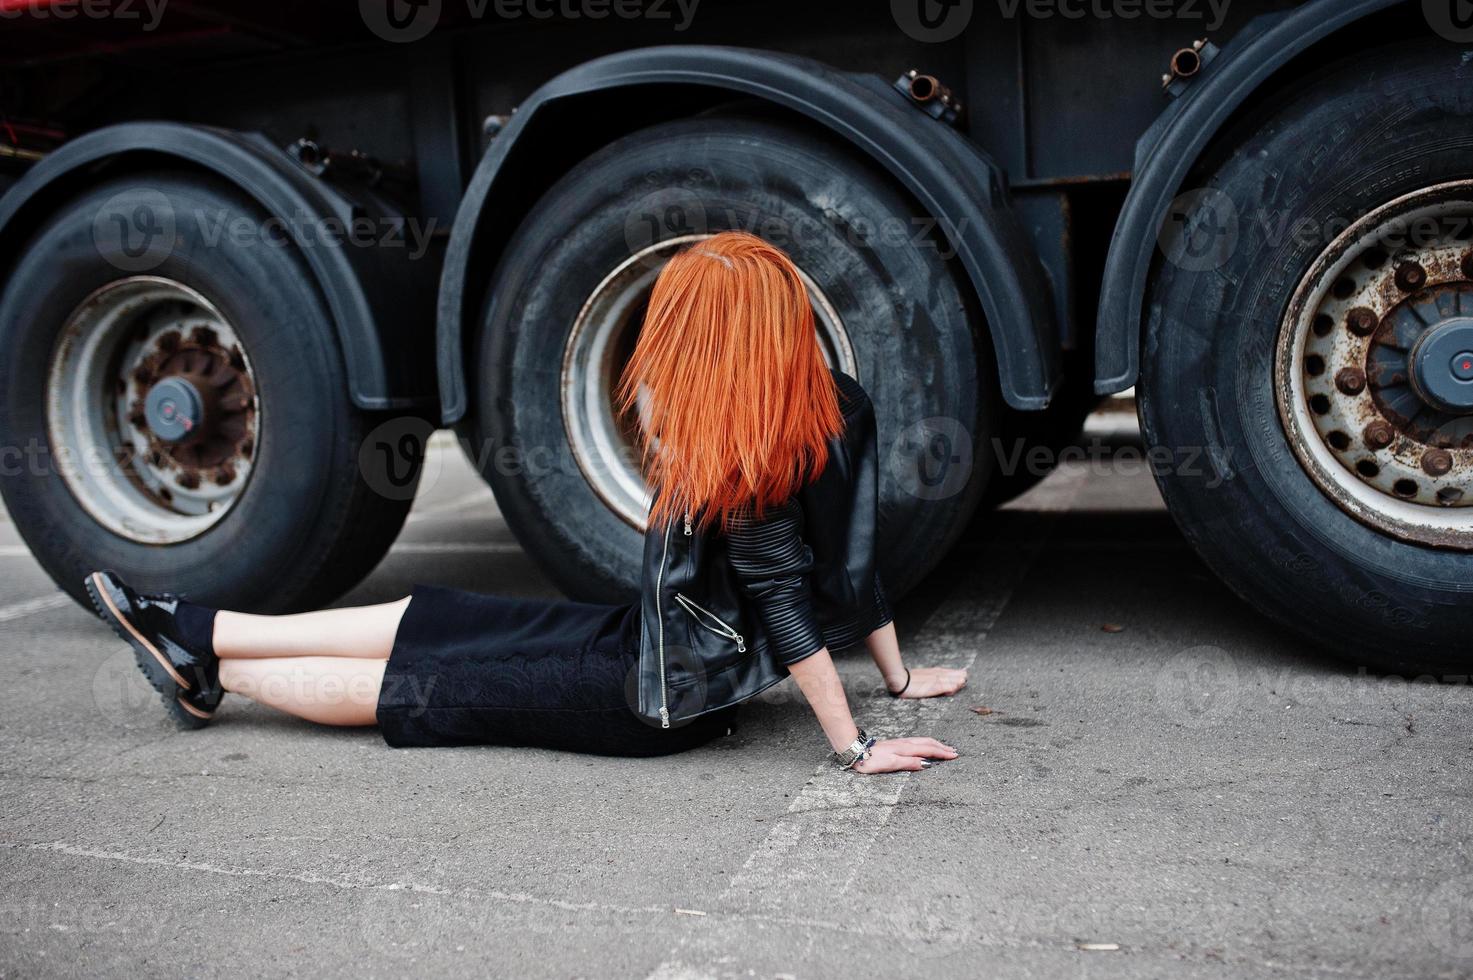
727;501;956;773
725;500;826;666
788;646;956;774
865;620;909;693
785;646;860;751
864;620;969;699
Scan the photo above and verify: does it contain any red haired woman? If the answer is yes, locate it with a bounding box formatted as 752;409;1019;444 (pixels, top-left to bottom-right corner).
84;232;966;774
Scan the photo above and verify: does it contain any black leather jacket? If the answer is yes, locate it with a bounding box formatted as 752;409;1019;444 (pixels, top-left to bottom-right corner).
636;371;891;728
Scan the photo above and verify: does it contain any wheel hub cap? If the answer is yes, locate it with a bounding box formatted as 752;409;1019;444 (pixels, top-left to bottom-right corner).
144;376;205;443
1408;317;1473;413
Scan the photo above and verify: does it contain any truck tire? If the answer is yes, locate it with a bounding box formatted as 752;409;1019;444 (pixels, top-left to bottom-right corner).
473;114;994;602
0;171;417;612
1140;41;1473;676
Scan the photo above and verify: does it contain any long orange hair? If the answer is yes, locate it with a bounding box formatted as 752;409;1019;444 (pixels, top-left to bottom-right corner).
617;232;843;531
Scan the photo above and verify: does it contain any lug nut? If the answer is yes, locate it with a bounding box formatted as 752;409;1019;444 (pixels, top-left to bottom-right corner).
1346;307;1378;337
1335;367;1367;395
1421;448;1454;477
1363;419;1396;450
1394;262;1427;292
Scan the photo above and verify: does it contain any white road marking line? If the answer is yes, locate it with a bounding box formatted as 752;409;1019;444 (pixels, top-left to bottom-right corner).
0;594;71;623
390;541;523;555
725;573;1026;901
0;546;32;558
645;964;716;980
0;840;878;937
646;465;1088;977
3;841;670;916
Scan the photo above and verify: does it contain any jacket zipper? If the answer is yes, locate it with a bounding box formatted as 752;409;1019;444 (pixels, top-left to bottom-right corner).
655;520;673;728
674;592;746;653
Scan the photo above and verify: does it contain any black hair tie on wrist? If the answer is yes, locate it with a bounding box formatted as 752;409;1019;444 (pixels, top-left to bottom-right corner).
888;668;911;698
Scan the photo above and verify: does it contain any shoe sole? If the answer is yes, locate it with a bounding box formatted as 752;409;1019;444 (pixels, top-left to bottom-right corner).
85;571;193;693
175;695;212;721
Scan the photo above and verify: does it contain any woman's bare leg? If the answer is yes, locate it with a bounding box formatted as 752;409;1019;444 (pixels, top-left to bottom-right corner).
218;657;386;726
214;597;411;660
207;598;409;727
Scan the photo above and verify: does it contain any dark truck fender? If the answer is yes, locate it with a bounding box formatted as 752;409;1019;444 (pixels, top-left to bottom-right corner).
1093;0;1413;394
436;44;1060;424
0;122;438;411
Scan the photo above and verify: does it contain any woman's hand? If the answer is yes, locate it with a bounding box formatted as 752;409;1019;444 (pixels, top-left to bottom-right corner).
852;736;957;774
889;666;968;699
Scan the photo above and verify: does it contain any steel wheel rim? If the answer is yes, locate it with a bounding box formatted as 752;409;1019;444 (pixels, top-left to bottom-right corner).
47;276;260;544
1276;181;1473;549
561;234;857;530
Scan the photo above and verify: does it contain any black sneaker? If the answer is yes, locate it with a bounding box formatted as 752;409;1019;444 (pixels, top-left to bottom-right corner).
84;570;222;729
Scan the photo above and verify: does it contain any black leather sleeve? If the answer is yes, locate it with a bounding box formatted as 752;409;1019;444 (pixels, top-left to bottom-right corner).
726;499;827;666
872;572;893;632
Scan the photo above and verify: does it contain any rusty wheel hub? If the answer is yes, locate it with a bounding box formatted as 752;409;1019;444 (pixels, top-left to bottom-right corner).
46;277;259;544
1277;181;1473;548
129;327;255;489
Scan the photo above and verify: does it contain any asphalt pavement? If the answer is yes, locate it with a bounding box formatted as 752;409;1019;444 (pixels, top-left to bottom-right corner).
1;412;1470;979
